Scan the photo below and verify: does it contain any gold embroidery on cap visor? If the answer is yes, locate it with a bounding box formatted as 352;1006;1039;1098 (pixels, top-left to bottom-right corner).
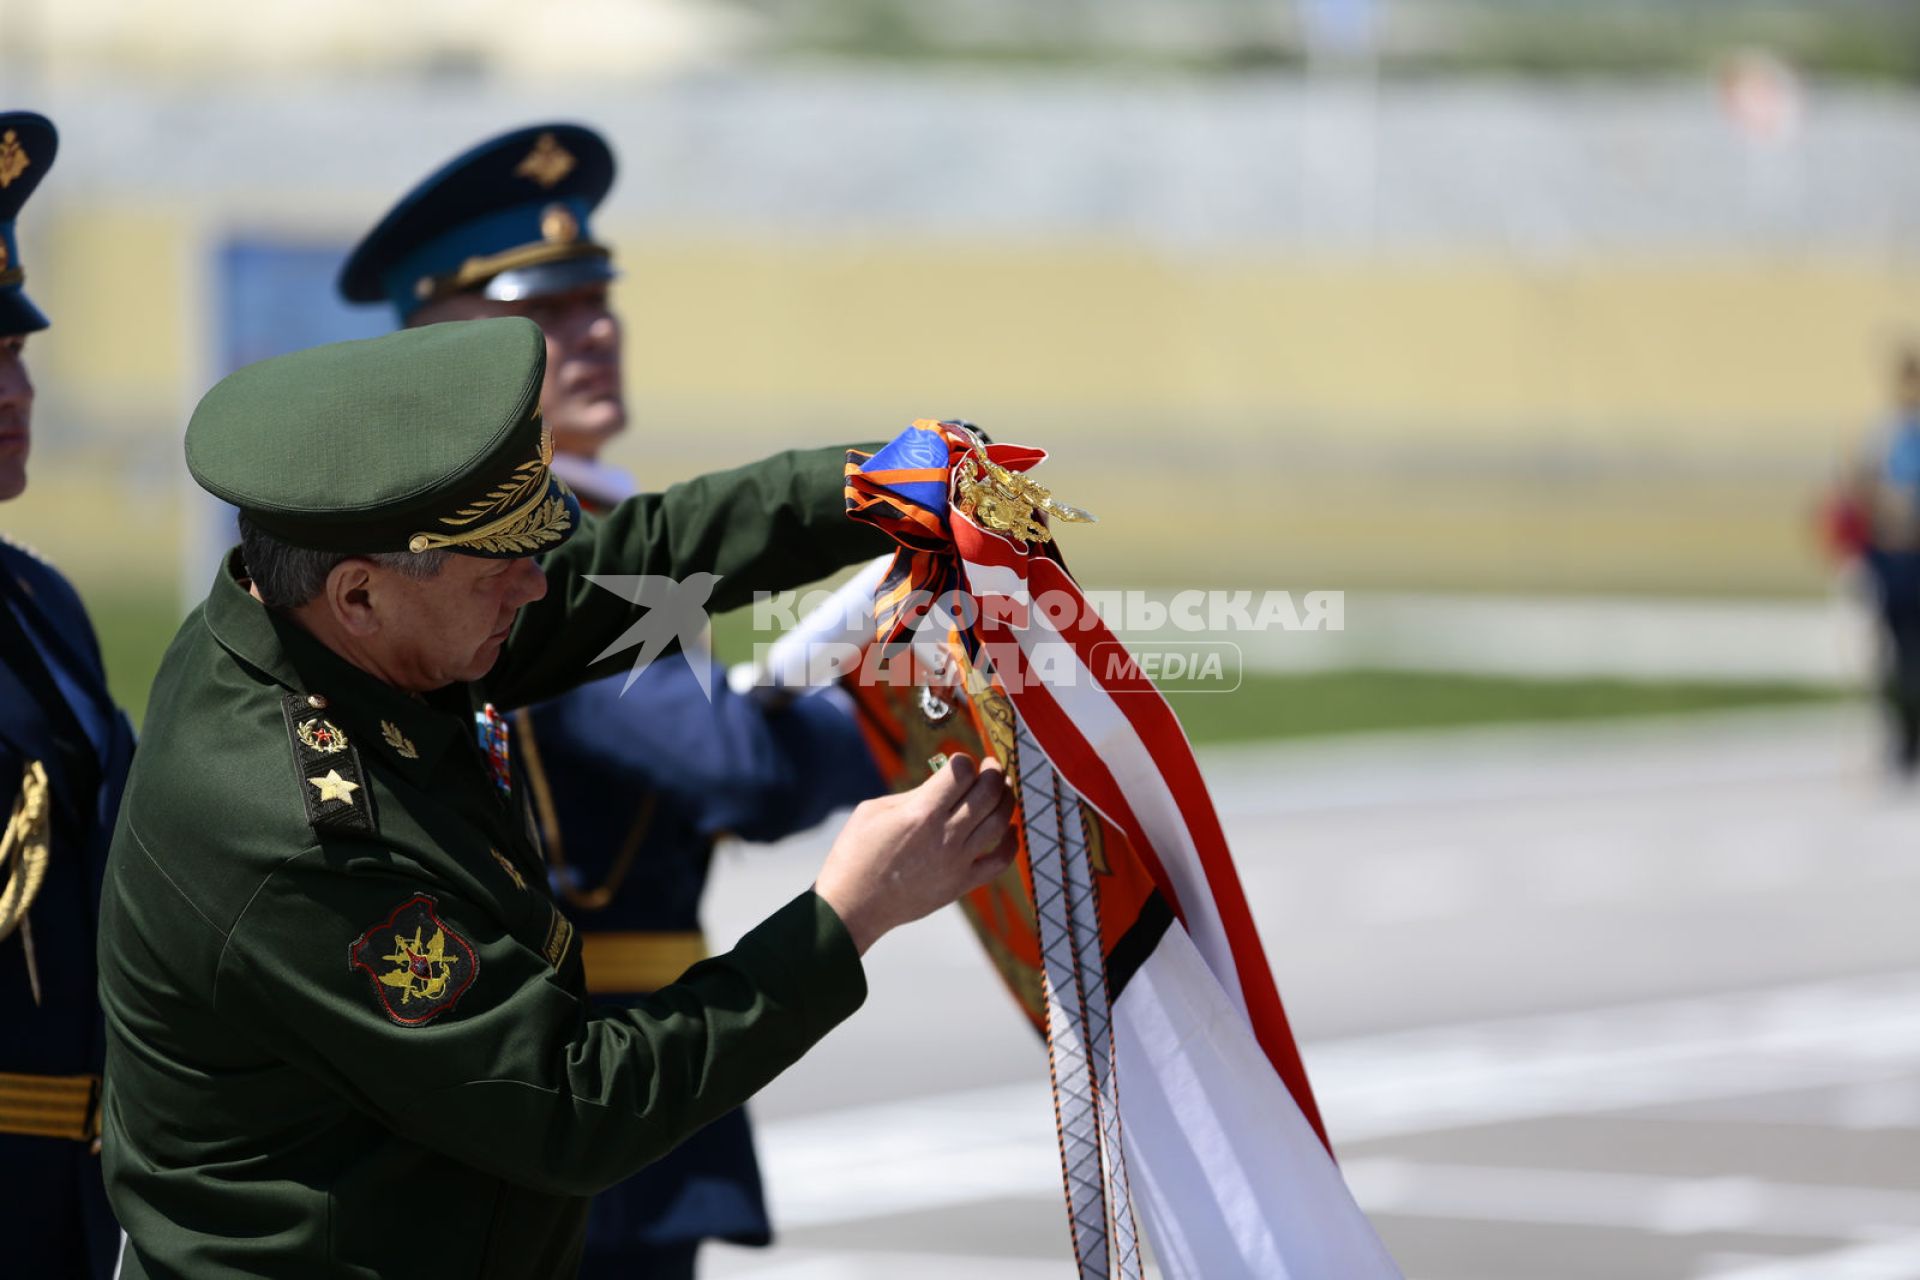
412;238;608;308
407;426;572;555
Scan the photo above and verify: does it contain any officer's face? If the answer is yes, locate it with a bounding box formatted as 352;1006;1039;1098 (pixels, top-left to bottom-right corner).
414;286;625;460
519;285;624;457
357;553;549;691
0;335;32;502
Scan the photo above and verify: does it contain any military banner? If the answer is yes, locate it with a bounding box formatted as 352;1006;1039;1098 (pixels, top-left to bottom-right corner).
760;421;1399;1278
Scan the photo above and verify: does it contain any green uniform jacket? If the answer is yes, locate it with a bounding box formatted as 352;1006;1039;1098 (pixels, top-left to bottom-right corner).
98;447;884;1279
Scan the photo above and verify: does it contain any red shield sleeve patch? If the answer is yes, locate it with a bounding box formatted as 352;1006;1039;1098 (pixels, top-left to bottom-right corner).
348;895;479;1026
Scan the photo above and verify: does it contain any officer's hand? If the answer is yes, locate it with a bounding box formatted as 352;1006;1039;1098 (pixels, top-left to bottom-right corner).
814;754;1017;955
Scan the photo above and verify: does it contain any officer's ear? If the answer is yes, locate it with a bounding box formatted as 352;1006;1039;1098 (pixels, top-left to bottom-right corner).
322;558;382;637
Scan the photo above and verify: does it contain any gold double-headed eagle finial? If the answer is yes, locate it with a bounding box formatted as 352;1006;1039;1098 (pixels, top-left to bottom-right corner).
950;432;1096;546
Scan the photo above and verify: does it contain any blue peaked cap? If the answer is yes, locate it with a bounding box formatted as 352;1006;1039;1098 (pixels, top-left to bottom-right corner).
0;112;56;336
338;123;616;323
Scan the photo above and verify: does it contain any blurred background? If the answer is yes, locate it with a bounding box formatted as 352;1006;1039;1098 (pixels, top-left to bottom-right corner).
7;2;1920;1277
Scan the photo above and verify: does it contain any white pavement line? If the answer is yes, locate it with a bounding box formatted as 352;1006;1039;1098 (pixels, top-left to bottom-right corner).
1197;704;1875;821
1701;1234;1920;1280
1311;970;1920;1144
754;1082;1062;1230
1629;1079;1920;1133
752;971;1920;1233
1343;1159;1920;1240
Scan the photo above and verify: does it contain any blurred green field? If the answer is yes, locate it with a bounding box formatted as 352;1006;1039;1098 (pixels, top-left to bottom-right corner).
754;0;1920;84
93;584;1850;740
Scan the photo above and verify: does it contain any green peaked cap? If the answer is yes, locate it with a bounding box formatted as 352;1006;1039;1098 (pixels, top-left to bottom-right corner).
187;316;580;558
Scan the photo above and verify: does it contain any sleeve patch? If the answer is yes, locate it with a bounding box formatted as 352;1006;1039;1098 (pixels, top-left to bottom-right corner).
348;895;479;1026
542;903;576;971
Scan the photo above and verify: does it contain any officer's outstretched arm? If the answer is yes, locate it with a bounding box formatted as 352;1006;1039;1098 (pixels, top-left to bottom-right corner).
494;444;889;708
536;659;881;842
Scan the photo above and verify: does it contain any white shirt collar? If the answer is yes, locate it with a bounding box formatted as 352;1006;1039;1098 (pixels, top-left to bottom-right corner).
551;452;639;508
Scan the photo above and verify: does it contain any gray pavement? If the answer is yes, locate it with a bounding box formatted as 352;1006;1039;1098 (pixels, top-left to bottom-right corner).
697;704;1920;1278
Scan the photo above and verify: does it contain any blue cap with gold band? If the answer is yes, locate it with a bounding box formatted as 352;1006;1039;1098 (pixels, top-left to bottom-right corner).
0;112;56;337
338;123;616;322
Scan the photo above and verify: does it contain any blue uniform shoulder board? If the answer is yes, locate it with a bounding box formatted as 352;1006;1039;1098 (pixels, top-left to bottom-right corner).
281;692;374;834
0;531;52;568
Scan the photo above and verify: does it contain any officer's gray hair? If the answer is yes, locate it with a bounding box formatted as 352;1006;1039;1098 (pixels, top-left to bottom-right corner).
237;513;450;610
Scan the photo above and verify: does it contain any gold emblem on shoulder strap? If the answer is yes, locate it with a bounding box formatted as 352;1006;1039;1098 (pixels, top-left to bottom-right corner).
381;720;419;760
283;692;373;834
0;131;29;189
515;132;576;189
296;717;348;754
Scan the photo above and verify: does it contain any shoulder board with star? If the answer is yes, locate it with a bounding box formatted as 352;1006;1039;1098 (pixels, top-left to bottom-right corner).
281;692;374;835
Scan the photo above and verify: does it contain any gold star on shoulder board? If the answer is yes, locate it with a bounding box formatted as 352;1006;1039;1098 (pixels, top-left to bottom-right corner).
307;770;361;805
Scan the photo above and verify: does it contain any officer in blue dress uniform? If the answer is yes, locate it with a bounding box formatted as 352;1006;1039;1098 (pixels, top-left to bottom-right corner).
0;111;139;1280
339;123;884;1278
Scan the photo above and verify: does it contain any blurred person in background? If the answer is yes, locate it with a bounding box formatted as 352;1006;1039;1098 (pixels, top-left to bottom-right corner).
0;111;138;1279
1830;349;1920;773
338;123;886;1280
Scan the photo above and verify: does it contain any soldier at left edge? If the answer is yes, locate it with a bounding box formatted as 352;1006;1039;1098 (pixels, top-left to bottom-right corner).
0;110;140;1280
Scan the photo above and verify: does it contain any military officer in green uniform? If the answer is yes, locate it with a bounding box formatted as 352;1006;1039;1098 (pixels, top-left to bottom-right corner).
96;316;1016;1279
338;120;891;1278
